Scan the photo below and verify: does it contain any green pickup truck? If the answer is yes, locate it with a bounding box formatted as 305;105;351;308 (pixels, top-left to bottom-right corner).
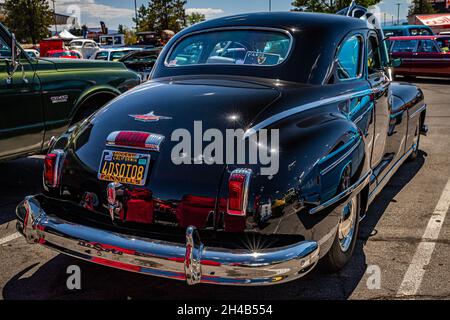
0;23;141;161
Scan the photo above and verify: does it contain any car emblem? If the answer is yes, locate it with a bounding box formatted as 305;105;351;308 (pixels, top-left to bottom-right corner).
129;111;172;122
257;54;267;65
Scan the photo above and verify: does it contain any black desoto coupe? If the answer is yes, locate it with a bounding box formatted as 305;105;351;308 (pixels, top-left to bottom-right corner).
16;4;427;286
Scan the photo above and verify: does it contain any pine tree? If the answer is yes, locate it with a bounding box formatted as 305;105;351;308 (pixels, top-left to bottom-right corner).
291;0;382;13
134;0;187;33
3;0;53;44
408;0;435;16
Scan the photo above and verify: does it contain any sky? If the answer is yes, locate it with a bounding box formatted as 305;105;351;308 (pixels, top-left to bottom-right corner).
3;0;415;30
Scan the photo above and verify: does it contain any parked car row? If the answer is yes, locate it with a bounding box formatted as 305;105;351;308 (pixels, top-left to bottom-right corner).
383;24;450;78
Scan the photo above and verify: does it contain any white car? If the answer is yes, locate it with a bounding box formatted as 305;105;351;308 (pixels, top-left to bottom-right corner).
90;47;142;61
69;39;100;59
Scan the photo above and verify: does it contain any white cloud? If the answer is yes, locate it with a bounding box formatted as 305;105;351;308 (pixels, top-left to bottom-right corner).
54;0;134;25
185;8;225;19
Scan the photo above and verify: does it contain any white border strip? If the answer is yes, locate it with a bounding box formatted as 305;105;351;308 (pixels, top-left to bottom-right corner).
0;232;21;245
397;176;450;296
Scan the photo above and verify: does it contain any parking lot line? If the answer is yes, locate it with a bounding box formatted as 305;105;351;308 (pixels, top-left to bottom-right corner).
0;232;21;246
397;176;450;297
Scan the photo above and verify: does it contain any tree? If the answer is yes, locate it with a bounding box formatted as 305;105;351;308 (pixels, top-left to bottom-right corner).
186;12;206;26
123;28;137;45
408;0;435;16
118;24;125;34
3;0;53;44
133;0;187;33
291;0;381;13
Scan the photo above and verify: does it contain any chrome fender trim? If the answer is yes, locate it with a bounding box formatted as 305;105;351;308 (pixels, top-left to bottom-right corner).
309;170;371;215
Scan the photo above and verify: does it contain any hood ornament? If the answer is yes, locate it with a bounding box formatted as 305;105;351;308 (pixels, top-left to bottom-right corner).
129;111;172;122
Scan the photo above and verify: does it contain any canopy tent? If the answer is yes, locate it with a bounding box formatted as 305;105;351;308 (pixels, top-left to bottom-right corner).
57;29;81;40
415;14;450;29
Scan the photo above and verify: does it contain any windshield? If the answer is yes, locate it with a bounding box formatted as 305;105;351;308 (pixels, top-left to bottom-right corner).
111;50;133;61
166;29;291;67
70;41;83;47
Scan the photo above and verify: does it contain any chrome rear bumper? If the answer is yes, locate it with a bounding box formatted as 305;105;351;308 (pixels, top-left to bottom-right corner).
16;196;320;286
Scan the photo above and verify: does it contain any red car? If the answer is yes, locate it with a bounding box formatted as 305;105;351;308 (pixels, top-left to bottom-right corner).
388;35;450;77
45;49;82;59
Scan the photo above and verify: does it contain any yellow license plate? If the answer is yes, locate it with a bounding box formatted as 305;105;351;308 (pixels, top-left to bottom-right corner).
98;150;150;186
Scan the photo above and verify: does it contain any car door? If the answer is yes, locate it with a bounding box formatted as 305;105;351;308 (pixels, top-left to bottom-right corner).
390;39;418;75
0;29;44;159
366;32;392;183
413;39;445;76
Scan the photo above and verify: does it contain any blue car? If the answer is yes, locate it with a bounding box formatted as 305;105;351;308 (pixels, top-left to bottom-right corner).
383;25;434;37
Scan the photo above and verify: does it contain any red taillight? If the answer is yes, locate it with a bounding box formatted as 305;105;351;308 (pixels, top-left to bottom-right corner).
106;131;164;151
44;150;65;188
227;169;252;216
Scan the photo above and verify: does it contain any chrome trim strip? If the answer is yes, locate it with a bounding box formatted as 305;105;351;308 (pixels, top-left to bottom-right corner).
320;137;362;176
164;26;295;69
354;102;374;124
368;144;415;204
309;170;371;215
409;104;427;119
245;88;376;137
16;196;320;286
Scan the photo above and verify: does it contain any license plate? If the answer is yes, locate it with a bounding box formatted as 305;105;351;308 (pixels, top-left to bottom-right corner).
98;150;150;186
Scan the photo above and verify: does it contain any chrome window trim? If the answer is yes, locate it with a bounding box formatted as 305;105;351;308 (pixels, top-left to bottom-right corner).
163;26;295;68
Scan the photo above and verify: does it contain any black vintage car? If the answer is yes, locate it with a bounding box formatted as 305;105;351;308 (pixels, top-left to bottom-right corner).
16;5;427;286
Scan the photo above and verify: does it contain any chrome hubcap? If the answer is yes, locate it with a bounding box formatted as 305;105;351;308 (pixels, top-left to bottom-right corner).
338;196;357;252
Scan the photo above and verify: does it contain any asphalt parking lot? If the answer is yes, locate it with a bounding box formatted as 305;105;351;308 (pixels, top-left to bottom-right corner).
1;78;449;300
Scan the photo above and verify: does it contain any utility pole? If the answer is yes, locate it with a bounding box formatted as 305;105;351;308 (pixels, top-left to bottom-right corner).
134;0;138;30
384;12;387;26
269;0;272;12
396;2;401;25
52;0;58;34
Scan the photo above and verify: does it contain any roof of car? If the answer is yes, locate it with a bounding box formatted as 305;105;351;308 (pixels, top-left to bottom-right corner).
180;11;371;35
388;35;437;41
383;25;432;30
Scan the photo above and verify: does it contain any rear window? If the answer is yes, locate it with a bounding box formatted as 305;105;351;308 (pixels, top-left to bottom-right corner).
384;29;404;37
70;41;83;47
391;40;418;53
166;29;291;67
410;28;433;36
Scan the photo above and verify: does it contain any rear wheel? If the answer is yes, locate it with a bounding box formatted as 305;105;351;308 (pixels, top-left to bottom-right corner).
322;167;360;272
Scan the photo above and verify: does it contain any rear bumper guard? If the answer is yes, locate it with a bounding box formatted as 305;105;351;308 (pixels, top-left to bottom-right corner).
16;196;320;286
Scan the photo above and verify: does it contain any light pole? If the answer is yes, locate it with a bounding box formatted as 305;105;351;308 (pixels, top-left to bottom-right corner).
52;0;57;34
396;2;401;25
269;0;272;12
384;12;387;26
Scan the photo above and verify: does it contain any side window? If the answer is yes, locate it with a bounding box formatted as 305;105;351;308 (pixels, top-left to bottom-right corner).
0;36;11;59
84;42;94;48
418;40;439;53
336;35;362;80
390;40;418;53
367;35;382;75
95;51;108;60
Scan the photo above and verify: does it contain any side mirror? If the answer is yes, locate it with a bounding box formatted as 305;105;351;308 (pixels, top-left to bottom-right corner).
390;58;402;68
